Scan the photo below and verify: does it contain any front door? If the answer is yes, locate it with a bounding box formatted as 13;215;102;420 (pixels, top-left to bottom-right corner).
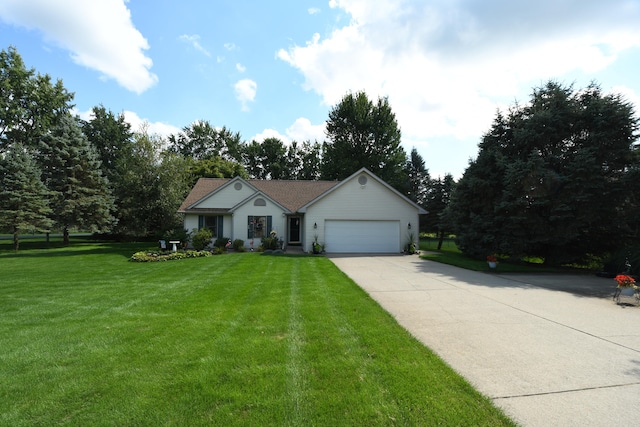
288;217;301;244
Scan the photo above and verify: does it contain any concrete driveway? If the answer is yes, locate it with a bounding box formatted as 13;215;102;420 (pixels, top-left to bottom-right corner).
328;255;640;427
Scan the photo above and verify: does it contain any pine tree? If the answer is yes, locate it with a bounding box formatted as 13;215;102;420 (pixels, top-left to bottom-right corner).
38;115;115;244
450;82;639;264
0;144;52;251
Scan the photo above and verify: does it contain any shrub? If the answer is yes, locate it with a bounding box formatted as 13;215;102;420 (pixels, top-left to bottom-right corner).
192;228;213;251
233;239;245;252
261;236;281;250
214;237;231;248
162;227;190;245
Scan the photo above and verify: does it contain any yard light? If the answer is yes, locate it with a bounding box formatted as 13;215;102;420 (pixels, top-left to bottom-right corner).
314;222;317;229
408;223;411;230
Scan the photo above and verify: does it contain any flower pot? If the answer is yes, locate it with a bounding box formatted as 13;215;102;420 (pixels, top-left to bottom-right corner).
619;287;636;297
488;261;497;269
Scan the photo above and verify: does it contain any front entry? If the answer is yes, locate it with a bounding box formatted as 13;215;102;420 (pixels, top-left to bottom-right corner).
288;217;301;244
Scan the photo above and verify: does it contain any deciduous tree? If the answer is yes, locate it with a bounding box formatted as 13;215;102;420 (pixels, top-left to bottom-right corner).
168;120;242;162
0;46;73;152
322;91;407;190
81;105;133;181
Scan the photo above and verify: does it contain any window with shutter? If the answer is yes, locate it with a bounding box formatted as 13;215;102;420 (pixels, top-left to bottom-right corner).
247;215;271;238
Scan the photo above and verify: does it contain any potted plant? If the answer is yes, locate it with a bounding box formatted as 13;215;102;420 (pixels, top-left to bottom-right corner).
487;254;498;269
406;233;418;255
613;274;638;302
312;234;323;254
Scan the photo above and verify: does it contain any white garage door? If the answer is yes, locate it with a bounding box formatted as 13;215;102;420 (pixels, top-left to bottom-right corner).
324;220;400;253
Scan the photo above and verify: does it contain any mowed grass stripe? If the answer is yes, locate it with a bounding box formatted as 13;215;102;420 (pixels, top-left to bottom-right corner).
0;244;516;426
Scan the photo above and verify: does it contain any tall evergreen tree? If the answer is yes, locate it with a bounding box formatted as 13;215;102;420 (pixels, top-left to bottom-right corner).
425;174;456;249
0;144;53;251
322;91;407;190
406;148;429;205
38;115;115;244
450;82;639;264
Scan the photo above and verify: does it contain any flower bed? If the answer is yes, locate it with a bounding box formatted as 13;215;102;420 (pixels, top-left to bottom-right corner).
130;250;211;262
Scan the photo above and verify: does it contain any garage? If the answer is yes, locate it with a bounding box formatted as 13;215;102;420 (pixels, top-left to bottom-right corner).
324;220;400;253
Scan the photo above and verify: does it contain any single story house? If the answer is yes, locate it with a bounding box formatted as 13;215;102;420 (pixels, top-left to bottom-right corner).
177;167;427;253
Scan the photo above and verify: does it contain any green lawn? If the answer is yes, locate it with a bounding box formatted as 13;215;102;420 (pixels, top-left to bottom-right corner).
420;237;572;273
1;242;515;426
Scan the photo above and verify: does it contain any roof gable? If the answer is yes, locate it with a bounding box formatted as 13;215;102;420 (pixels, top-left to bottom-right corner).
229;190;290;213
178;177;339;213
178;169;426;215
299;168;427;214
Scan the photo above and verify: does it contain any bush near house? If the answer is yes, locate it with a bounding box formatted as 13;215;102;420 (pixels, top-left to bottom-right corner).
214;236;231;248
192;228;213;251
232;239;245;251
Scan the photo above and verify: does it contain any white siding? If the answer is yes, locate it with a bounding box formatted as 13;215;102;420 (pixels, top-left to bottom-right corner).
303;172;419;253
231;195;287;245
195;181;254;209
184;214;199;233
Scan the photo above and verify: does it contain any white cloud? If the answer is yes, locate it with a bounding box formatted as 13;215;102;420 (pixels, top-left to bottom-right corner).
0;0;158;94
121;111;181;138
234;79;257;112
76;107;180;138
611;85;640;114
224;42;237;51
250;128;288;143
279;0;640;177
236;63;246;73
285;117;326;143
251;118;326;145
179;34;211;57
308;7;321;15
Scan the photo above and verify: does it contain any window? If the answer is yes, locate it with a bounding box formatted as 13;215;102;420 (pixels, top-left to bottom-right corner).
248;215;272;239
199;215;222;237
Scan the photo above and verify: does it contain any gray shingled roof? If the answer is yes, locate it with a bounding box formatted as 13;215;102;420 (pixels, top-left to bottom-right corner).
178;178;339;213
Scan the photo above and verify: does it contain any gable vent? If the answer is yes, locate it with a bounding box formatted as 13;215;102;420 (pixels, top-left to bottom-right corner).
254;198;266;206
234;182;243;190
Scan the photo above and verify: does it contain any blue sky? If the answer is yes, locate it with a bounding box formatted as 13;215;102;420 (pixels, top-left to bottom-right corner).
2;0;640;179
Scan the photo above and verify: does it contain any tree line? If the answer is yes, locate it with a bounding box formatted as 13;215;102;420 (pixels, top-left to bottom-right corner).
2;45;638;270
0;46;446;250
449;81;640;268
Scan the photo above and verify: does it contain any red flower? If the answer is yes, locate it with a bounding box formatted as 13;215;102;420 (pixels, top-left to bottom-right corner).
615;274;636;288
487;255;498;263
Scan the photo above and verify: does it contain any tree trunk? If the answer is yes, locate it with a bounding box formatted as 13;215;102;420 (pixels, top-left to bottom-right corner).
63;226;70;245
13;226;19;252
437;230;444;250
